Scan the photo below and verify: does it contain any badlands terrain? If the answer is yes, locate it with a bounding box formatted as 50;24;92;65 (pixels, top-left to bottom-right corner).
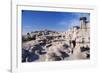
22;17;90;62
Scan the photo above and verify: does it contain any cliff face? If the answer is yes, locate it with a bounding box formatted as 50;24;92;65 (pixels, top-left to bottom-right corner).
22;17;90;62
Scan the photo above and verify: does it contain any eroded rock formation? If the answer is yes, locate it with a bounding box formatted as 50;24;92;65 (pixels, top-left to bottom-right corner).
22;17;90;62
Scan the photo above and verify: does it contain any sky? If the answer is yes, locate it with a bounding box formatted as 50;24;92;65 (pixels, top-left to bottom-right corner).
22;10;90;34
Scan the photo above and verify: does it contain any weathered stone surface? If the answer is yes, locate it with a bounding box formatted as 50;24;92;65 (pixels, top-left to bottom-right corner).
22;17;90;62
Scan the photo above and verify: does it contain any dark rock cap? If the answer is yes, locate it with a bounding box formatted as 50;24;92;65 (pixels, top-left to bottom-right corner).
80;17;87;20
